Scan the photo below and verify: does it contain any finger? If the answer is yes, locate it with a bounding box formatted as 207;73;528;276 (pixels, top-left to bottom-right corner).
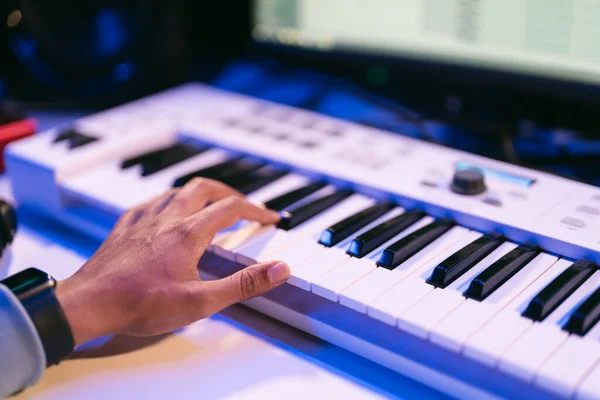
189;260;290;316
188;196;280;240
149;188;180;215
162;178;244;217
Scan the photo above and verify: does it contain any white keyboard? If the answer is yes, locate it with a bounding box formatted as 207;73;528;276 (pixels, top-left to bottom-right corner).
7;83;600;400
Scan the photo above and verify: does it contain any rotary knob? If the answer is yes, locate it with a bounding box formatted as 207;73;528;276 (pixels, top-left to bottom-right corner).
451;169;486;195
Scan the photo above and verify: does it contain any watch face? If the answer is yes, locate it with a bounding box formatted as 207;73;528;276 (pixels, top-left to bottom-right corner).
1;268;56;301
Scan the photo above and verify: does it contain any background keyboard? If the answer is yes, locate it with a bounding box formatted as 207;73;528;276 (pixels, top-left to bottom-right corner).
6;83;600;399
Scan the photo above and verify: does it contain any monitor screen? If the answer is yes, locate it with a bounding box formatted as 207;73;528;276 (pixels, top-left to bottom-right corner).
253;0;600;87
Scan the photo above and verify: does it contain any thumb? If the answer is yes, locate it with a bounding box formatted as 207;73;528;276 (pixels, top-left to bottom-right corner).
202;260;290;312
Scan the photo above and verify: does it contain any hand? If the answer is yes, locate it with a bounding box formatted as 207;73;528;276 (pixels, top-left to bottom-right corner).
56;178;290;346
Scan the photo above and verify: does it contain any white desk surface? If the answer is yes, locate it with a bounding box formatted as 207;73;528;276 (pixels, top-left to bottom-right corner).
2;114;448;400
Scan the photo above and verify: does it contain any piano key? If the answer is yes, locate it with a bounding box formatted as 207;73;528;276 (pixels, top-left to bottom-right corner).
318;202;395;247
334;207;406;250
263;181;327;211
403;242;517;340
53;127;99;149
463;310;533;367
463;259;572;366
290;194;376;240
210;222;273;260
312;257;376;301
172;157;263;187
543;270;600;327
222;190;368;262
398;289;465;339
377;218;456;269
427;252;558;352
289;247;350;290
245;173;311;204
220;166;288;195
577;359;600;400
464;242;541;301
498;323;568;382
120;142;207;177
522;259;597;322
235;229;299;266
278;189;354;230
347;209;427;258
426;232;505;288
534;336;600;398
366;227;475;324
266;239;324;267
564;286;600;336
336;217;462;313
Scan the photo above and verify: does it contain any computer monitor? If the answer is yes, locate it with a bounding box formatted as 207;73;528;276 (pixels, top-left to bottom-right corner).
253;0;600;88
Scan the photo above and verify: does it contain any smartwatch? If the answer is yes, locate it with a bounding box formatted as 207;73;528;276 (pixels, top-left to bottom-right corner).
1;268;75;366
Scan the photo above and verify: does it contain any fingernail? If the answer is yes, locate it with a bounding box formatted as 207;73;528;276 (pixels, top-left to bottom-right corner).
268;262;290;283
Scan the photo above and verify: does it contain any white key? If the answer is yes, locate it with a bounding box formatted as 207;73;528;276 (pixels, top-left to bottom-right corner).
499;323;568;382
337;216;465;313
267;238;325;266
463;310;532;367
398;289;465;338
463;259;572;366
577;360;600;400
235;229;298;265
429;251;558;352
210;220;274;255
535;336;600;398
366;227;475;324
312;257;375;301
292;194;376;241
246;173;311;204
289;247;349;290
339;267;397;313
404;241;516;341
507;258;574;314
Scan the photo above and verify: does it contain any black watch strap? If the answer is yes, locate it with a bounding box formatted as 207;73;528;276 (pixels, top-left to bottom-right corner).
1;268;75;366
21;288;75;366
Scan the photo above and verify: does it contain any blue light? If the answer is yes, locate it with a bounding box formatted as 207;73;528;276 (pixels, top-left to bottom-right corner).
113;61;135;82
13;36;36;59
319;230;333;246
348;241;361;257
95;9;126;57
455;161;535;187
378;250;393;267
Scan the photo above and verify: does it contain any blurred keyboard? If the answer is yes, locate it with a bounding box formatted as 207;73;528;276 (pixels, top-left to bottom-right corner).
6;83;600;400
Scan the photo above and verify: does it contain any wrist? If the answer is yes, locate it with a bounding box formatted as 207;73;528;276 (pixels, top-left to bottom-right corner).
56;273;124;346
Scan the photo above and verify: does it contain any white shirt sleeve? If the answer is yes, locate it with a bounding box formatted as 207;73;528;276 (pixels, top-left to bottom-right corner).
0;283;45;397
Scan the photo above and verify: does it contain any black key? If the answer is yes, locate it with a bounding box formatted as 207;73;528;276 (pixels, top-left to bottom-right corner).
564;287;600;336
464;243;541;301
53;128;99;149
278;190;353;231
427;232;505;288
347;210;426;258
121;143;206;177
522;259;597;322
319;202;395;247
222;167;288;195
377;218;456;270
263;182;326;212
172;158;263;187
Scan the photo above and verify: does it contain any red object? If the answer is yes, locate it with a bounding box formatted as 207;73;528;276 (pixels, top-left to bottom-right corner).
0;118;37;171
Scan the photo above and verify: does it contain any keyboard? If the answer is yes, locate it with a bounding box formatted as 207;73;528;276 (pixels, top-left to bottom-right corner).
6;83;600;400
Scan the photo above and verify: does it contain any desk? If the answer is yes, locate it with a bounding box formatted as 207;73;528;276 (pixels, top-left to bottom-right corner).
2;113;448;399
